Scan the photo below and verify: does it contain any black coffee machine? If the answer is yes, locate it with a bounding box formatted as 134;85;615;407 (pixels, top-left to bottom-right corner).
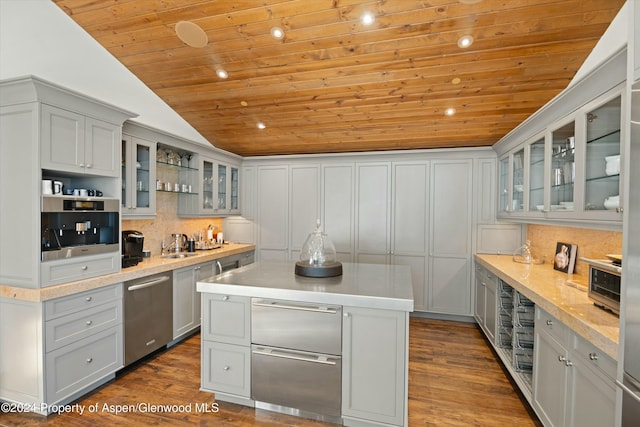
122;230;144;268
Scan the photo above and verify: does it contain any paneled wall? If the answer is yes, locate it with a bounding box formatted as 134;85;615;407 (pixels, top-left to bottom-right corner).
122;192;223;256
526;224;622;275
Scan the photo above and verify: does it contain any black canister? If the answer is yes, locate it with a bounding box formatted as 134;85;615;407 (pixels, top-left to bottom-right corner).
188;238;196;252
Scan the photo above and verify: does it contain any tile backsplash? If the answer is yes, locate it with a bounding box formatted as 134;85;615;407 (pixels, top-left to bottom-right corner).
122;192;223;256
526;224;622;275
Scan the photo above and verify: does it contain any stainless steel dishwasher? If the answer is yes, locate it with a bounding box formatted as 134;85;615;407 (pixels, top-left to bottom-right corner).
124;272;173;366
251;298;342;422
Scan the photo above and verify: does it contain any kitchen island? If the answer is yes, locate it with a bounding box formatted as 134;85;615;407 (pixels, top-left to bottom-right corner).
196;260;414;427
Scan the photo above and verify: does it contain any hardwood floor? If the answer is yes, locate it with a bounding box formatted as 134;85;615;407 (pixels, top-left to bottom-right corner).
0;317;541;427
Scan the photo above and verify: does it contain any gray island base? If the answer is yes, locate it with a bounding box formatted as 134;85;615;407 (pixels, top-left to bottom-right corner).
197;261;414;427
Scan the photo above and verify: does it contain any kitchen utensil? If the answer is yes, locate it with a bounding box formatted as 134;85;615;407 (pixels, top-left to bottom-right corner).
52;180;63;194
42;180;53;195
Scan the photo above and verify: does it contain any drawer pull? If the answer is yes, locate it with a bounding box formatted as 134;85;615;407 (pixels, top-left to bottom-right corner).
86;320;93;326
85;296;92;302
81;265;88;271
546;319;553;326
558;355;567;363
86;357;93;363
589;352;598;361
223;365;230;371
252;300;339;314
565;360;573;367
222;295;229;301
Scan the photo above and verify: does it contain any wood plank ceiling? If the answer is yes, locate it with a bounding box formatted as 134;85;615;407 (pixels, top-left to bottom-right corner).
53;0;625;157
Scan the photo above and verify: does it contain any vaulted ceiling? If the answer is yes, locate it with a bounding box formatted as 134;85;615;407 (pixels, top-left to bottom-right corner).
53;0;624;156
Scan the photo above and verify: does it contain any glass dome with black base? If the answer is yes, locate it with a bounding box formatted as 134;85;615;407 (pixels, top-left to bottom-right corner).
295;220;342;278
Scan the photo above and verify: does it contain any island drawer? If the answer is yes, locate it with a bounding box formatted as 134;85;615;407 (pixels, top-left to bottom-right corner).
251;298;342;355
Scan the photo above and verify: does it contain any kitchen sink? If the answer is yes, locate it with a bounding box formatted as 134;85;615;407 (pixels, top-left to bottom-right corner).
162;252;201;259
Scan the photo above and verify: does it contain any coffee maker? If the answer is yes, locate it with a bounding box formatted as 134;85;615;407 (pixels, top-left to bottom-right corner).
122;230;144;268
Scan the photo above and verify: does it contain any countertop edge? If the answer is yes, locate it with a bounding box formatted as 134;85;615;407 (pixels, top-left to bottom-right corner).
474;254;619;360
196;281;414;312
0;244;255;303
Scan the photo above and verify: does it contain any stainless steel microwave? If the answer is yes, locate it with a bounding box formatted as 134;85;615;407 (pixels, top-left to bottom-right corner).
583;258;621;315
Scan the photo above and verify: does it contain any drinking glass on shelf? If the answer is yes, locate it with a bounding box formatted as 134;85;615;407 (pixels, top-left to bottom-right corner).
156;147;166;163
185;154;193;168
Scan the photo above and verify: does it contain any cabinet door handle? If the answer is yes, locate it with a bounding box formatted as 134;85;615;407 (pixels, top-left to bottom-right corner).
86;357;93;363
86;163;92;168
546;319;553;326
558;355;567;363
589;352;598;361
223;365;230;371
85;296;92;302
222;295;229;301
565;360;573;367
81;265;88;271
78;163;85;167
86;320;92;326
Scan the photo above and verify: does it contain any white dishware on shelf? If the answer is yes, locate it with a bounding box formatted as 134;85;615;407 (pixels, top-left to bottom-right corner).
605;154;620;176
604;195;620;210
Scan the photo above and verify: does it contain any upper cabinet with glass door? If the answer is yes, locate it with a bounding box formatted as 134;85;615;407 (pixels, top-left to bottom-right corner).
122;134;156;218
581;93;623;220
179;156;240;216
497;85;624;225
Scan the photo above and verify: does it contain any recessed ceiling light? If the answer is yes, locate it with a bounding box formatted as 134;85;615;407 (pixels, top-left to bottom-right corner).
216;67;228;79
257;122;266;129
451;77;461;85
240;101;248;107
361;12;375;26
175;20;208;48
444;108;456;116
270;27;285;39
459;0;483;4
457;35;474;48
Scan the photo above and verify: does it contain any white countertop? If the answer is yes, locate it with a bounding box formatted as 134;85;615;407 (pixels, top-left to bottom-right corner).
197;261;414;311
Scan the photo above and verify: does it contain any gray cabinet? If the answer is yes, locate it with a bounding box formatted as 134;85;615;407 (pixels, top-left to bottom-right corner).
392;162;429;311
173;261;214;340
0;284;123;413
201;293;251;399
289;164;320;260
634;0;640;83
474;264;497;343
428;160;473;315
533;308;615;427
342;306;408;426
121;133;156;217
497;83;625;225
256;165;289;260
355;162;391;264
41;104;121;177
322;164;355;262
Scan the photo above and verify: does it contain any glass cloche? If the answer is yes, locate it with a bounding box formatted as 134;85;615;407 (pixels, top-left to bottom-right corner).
295;220;343;277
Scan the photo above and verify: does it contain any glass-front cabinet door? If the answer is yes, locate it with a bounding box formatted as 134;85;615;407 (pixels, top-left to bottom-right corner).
528;137;545;213
202;158;215;212
498;156;509;215
549;119;576;212
230;166;239;211
122;135;156;217
583;94;622;215
511;148;525;213
217;164;227;210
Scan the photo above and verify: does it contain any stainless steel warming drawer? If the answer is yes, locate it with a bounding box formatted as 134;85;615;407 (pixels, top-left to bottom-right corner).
250;298;342;420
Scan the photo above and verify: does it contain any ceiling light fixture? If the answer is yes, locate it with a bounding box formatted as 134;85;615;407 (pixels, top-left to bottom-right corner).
270;27;285;39
175;20;208;48
361;11;375;26
457;35;474;48
257;122;266;129
216;67;228;79
444;108;456;116
451;77;461;85
240;101;248;107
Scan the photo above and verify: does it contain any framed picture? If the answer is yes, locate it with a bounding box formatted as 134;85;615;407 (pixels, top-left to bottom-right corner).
554;242;577;274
